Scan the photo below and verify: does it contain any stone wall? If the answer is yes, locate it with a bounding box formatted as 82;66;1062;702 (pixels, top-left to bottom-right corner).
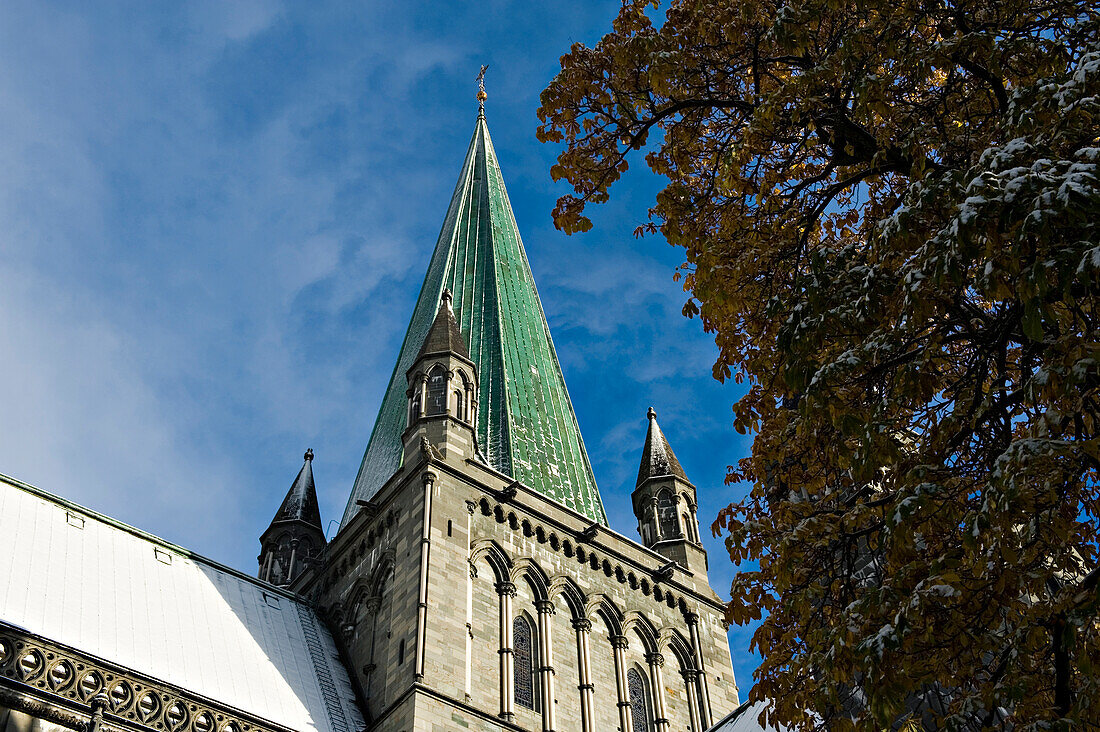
312;441;740;732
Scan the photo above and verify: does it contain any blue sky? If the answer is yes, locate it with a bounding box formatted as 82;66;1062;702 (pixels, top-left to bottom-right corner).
0;0;759;693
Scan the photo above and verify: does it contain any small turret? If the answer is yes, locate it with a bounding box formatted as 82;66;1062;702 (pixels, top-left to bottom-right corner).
259;449;326;587
632;408;707;575
403;290;481;463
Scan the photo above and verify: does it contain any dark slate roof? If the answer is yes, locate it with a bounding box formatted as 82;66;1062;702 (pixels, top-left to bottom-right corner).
636;407;689;487
343;112;607;526
415;290;471;362
271;449;323;529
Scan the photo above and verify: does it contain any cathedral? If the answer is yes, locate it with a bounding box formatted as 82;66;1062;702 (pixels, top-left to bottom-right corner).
0;99;748;732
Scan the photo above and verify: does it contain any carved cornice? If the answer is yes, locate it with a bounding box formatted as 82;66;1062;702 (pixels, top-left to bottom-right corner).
0;622;297;732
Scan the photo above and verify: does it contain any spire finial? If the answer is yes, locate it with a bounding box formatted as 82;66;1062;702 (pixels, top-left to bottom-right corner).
441;287;453;309
647;406;656;420
304;448;314;462
476;64;489;115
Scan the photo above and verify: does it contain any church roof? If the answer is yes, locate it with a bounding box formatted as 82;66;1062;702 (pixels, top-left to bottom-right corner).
414;290;471;364
0;473;363;732
268;448;323;531
708;701;791;732
343;112;606;526
637;407;689;487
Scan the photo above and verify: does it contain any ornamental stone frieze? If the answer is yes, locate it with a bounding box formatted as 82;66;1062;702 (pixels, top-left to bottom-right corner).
0;623;297;732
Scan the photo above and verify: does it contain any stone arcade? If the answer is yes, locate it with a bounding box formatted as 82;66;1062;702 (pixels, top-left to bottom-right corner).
0;103;741;732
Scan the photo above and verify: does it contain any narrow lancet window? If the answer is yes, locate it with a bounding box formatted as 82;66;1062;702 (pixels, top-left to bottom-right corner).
657;490;679;538
426;367;447;415
513;616;537;710
627;667;650;732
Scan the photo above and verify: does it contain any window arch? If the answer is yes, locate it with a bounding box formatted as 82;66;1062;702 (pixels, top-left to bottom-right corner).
513;616;538;710
627;667;650;732
408;388;421;425
657;490;679;538
426;366;447;415
454;389;464;421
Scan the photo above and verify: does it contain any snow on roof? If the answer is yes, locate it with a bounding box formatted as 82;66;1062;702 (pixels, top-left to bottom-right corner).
0;474;363;732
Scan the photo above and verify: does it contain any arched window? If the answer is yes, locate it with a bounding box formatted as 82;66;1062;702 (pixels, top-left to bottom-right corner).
426;367;447;415
657;490;679;538
681;513;692;542
454;389;464;421
627;667;650;732
513;616;537;710
409;389;421;425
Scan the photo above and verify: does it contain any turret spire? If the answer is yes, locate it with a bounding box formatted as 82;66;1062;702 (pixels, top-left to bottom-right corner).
631;408;707;574
637;407;687;487
343;111;606;527
259;449;326;587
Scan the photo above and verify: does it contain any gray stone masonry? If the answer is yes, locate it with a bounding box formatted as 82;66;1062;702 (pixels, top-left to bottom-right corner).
309;427;739;732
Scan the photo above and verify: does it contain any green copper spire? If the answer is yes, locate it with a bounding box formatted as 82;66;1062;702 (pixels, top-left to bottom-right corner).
341;113;607;527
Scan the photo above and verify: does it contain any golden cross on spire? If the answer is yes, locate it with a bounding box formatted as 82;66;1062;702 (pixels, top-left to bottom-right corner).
476;64;489;114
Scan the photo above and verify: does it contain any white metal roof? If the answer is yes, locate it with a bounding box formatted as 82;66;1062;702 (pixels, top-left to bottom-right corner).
709;701;791;732
0;474;363;732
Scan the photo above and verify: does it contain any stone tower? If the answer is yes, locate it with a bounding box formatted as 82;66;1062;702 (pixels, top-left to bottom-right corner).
401;289;481;465
259;448;326;587
632;408;708;576
297;106;740;732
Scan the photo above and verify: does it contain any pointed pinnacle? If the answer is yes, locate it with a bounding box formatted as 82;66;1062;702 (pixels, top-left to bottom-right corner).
304;448;314;462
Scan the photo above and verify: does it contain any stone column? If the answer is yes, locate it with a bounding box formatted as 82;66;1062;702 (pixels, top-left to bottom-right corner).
361;596;382;703
672;492;685;537
261;548;274;583
535;599;556;732
287;538;300;581
416;374;428;419
610;635;632;732
497;581;517;721
686;614;712;728
572;618;594;732
647;652;669;732
682;669;702;732
649;497;661;541
415;471;436;680
87;692;109;732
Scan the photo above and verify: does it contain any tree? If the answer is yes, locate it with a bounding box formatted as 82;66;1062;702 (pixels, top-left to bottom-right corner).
537;1;1100;729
